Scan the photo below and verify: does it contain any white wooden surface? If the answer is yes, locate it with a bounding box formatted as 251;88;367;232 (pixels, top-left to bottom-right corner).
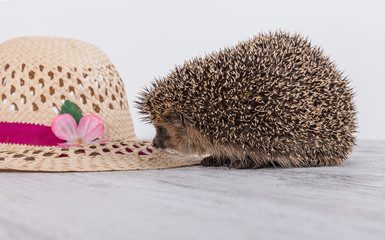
0;140;384;240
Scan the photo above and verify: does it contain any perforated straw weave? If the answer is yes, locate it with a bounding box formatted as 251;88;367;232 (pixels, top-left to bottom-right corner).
0;37;200;172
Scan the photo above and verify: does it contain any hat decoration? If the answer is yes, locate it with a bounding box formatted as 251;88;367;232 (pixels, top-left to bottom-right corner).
0;100;107;147
51;100;109;147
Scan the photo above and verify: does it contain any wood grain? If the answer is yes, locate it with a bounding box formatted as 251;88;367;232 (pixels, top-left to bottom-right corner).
0;140;384;240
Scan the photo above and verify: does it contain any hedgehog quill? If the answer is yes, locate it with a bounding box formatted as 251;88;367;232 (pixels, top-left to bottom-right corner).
135;31;357;169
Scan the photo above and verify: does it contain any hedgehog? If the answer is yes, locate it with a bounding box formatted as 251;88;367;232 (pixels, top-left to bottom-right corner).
135;31;357;169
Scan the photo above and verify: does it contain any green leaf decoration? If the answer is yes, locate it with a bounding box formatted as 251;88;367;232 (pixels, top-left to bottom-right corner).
60;100;83;124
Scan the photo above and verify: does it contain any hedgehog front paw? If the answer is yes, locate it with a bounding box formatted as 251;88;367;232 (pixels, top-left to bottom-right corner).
201;156;230;167
229;160;247;169
228;159;261;169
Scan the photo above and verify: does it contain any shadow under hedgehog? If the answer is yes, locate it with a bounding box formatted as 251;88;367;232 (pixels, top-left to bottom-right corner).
136;31;357;169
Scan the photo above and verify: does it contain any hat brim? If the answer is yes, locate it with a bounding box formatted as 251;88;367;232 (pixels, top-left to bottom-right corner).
0;140;201;172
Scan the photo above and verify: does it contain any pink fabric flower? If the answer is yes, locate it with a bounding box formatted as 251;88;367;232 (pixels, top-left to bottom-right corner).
51;114;109;147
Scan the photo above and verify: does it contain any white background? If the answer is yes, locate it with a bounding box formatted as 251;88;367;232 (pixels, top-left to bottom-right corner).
0;0;384;141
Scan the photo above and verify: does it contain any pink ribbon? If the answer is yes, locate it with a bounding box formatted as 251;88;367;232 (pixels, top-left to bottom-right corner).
0;122;65;146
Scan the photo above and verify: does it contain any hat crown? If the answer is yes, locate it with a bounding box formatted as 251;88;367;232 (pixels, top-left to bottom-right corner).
0;37;136;140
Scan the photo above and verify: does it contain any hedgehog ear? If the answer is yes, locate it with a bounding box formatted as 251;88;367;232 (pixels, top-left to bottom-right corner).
168;112;185;126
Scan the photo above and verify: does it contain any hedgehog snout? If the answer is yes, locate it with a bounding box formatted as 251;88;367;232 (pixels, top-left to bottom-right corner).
152;125;169;149
152;136;166;149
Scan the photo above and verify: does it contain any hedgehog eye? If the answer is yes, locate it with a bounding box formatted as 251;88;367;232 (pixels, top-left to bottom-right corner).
169;112;185;126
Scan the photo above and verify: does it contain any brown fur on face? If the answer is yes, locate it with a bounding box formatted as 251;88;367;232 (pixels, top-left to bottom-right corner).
153;112;210;155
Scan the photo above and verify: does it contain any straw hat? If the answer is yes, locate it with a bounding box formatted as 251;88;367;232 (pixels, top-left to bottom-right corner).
0;37;200;172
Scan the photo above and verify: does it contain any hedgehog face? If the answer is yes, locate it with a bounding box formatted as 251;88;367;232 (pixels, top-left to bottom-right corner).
152;112;208;155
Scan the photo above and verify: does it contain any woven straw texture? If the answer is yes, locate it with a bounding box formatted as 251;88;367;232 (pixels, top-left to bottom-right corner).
0;37;200;171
